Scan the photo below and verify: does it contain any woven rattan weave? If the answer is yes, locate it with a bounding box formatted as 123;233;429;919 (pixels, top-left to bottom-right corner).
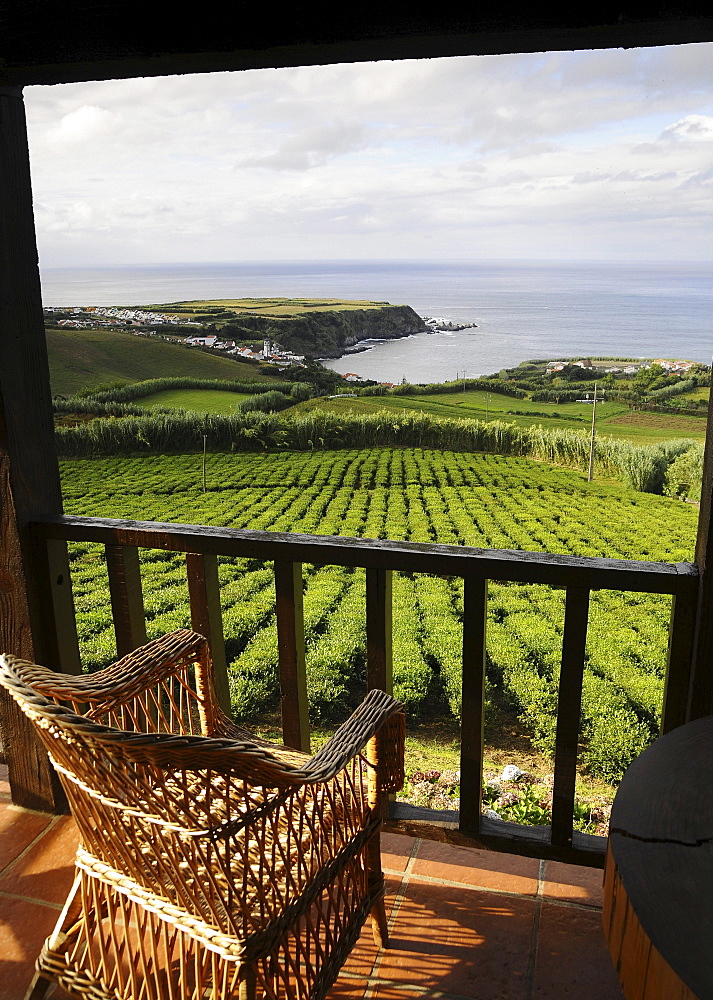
0;629;405;1000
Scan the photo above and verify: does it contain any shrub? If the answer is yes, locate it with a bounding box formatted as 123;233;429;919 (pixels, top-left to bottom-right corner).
663;444;704;501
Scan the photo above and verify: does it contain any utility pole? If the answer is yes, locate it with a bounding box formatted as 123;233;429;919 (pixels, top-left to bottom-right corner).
587;382;598;482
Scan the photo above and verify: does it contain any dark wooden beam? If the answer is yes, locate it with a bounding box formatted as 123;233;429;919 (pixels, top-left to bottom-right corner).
688;375;713;719
0;85;68;811
366;568;392;694
105;544;147;658
551;586;590;849
186;552;231;717
2;5;713;85
661;567;698;733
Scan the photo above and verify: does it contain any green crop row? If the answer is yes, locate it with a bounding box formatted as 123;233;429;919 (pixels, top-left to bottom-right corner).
59;448;697;782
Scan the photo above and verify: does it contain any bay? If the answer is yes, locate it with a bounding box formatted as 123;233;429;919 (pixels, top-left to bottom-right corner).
40;259;712;382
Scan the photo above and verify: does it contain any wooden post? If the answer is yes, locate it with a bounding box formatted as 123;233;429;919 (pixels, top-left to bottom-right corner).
186;552;231;716
551;585;590;849
0;84;69;810
688;376;713;719
274;560;309;753
661;566;698;734
459;575;487;836
106;544;147;657
366;568;392;694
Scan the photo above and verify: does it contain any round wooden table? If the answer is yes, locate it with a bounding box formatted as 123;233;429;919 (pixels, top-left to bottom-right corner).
603;715;713;1000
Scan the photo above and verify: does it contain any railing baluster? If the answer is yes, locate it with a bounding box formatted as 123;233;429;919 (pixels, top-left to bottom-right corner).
274;560;310;753
661;567;698;734
105;544;146;657
459;575;488;836
36;538;81;674
551;585;590;849
186;552;231;716
366;568;393;694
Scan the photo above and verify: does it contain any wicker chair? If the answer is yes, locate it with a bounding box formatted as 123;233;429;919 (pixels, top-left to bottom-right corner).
0;629;405;1000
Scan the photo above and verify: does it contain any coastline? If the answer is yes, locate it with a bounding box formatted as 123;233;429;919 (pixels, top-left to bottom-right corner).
38;261;713;384
317;333;416;361
317;321;480;363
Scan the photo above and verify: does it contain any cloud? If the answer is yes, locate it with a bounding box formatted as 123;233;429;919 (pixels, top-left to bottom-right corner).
47;105;119;143
240;121;371;170
660;114;713;141
23;42;713;265
573;169;678;184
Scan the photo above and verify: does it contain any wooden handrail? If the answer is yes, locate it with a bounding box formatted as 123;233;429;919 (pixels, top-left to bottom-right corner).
33;515;694;593
26;514;700;866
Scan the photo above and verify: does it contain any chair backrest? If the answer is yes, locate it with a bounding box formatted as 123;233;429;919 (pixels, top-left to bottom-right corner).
0;632;290;938
16;628;219;735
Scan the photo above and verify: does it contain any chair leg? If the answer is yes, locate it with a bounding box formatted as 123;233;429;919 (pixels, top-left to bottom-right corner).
238;963;257;1000
23;972;53;1000
370;896;390;949
367;826;390;948
24;874;83;1000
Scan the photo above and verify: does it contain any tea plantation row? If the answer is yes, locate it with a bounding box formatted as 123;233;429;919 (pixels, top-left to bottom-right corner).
60;448;698;782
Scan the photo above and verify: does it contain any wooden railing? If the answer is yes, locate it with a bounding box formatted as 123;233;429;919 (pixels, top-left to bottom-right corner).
29;514;699;867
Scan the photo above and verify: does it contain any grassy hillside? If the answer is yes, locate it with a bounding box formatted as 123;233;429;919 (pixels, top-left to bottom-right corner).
136;388;254;414
47;327;276;396
295;390;707;445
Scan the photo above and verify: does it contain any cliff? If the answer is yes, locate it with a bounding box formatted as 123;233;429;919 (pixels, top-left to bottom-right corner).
221;304;427;358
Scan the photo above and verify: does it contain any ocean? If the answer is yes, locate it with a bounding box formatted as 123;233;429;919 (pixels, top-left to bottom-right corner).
40;259;712;383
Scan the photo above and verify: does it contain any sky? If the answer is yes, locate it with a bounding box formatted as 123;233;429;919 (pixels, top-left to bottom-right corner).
24;42;713;267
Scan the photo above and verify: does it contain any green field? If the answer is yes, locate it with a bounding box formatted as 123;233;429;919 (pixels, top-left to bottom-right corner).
136;388;253;414
678;386;710;403
142;297;394;322
60;447;697;784
47;328;278;397
93;379;706;445
296;390;707;445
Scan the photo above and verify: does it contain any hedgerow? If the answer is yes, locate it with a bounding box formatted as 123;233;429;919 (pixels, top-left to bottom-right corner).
63;377;293;403
55;408;696;495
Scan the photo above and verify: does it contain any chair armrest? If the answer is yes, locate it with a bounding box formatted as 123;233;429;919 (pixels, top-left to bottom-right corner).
209;689;405;790
87;686;404;792
297;689;405;792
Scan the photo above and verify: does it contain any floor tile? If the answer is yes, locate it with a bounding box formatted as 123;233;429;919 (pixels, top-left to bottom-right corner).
412;840;540;895
381;833;416;874
0;895;63;1000
0;816;78;904
0;802;52;874
542;860;604;908
326;976;368;998
375;876;534;999
532;901;625;999
342;875;403;980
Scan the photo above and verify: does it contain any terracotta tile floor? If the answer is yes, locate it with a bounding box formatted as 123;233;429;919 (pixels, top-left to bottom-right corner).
0;766;624;1000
